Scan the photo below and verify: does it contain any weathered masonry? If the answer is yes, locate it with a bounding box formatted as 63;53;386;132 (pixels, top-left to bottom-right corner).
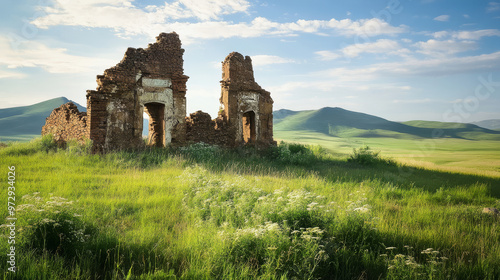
42;32;275;153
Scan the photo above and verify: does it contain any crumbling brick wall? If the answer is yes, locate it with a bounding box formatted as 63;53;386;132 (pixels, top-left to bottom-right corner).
185;111;233;146
42;33;274;152
218;52;274;147
86;32;189;153
42;102;88;144
186;52;275;147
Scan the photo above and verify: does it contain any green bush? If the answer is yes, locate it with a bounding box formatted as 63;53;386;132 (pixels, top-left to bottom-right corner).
39;134;59;152
269;141;317;165
348;145;396;166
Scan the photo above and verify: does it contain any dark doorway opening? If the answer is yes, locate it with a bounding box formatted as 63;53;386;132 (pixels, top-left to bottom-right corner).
242;111;256;143
144;102;165;147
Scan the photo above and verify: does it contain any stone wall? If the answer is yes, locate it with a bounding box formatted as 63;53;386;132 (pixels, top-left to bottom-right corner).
41;102;88;144
42;33;274;152
218;52;275;147
85;32;189;153
185;111;234;146
185;52;274;148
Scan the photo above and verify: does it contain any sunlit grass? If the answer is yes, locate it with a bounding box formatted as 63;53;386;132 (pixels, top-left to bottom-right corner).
275;130;500;177
0;137;499;279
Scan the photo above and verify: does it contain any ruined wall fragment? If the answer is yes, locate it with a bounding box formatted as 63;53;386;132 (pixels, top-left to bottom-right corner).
42;102;88;144
218;52;275;147
86;32;189;153
42;33;274;153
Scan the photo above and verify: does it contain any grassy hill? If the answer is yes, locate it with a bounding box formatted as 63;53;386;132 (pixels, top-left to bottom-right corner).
273;108;301;124
274;107;500;141
0;97;85;142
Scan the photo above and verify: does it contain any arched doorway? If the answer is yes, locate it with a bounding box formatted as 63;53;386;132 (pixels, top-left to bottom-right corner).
144;102;165;147
242;111;256;143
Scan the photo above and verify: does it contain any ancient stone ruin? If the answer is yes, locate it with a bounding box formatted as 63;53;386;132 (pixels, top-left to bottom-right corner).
42;102;87;145
42;32;274;153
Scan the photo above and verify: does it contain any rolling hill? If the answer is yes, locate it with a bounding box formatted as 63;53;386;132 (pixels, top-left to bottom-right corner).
0;97;85;142
274;107;500;141
472;119;500;130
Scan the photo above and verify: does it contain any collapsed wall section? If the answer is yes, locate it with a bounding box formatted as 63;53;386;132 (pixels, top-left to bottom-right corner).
41;102;88;144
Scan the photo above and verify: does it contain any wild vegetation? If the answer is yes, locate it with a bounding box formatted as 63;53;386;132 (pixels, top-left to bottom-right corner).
1;136;499;279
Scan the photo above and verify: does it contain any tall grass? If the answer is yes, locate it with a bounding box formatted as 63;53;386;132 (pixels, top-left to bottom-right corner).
0;138;499;279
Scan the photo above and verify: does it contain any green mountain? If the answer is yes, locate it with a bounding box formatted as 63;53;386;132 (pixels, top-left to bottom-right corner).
472;119;500;130
274;107;500;141
273;109;301;124
0;97;85;142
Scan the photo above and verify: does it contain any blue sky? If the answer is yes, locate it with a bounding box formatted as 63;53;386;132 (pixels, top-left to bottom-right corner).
1;0;500;122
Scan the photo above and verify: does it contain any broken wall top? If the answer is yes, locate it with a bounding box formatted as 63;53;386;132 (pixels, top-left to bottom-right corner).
221;52;269;97
94;32;188;95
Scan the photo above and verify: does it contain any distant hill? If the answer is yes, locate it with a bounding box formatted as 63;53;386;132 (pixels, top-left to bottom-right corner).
274;107;500;141
472;119;500;130
0;97;85;142
273;109;301;124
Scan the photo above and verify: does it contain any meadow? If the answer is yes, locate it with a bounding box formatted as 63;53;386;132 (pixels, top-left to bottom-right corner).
274;130;500;178
1;136;499;279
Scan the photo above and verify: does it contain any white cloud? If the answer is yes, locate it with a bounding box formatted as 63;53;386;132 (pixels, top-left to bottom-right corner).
0;36;113;74
432;29;500;40
177;0;250;20
250;55;294;66
487;2;500;12
432;31;449;39
33;0;250;26
434;15;450;22
453;29;500;40
30;0;407;41
322;18;408;37
414;39;476;56
341;39;404;58
0;69;25;79
315;50;341;61
315;39;409;60
319;51;500;79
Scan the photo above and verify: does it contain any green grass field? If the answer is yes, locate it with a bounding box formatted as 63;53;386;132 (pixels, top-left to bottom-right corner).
1;137;499;279
274;130;500;178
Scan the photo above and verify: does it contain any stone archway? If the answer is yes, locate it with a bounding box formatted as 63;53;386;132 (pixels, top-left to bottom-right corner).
242;111;256;144
144;102;165;147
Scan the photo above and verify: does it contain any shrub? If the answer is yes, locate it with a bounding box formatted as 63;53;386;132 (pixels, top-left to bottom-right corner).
39;134;59;152
270;141;317;165
348;145;396;166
